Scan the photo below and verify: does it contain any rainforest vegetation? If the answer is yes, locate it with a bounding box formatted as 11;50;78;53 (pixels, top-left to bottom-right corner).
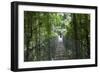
24;11;90;61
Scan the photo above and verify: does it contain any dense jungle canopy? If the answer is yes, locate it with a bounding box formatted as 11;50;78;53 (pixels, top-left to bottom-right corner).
24;11;90;61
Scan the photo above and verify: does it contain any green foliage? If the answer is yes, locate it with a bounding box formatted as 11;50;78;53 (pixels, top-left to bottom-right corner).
64;13;90;59
24;11;90;61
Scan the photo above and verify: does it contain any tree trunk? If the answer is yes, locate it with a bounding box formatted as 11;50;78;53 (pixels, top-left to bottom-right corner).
72;14;79;59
